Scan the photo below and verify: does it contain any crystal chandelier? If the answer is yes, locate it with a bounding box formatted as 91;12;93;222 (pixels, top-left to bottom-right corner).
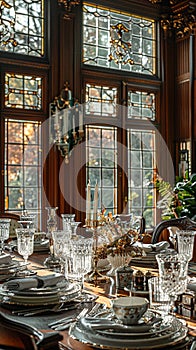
0;0;17;46
50;82;84;164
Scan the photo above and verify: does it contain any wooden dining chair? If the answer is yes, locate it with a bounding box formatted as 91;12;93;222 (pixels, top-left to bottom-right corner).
151;216;196;261
0;213;20;238
0;312;63;350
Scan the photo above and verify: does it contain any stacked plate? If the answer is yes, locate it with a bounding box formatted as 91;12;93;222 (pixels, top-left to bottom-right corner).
0;279;81;307
0;256;26;282
69;311;189;349
130;252;158;269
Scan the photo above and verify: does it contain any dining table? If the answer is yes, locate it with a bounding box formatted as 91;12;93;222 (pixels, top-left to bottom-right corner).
0;247;196;350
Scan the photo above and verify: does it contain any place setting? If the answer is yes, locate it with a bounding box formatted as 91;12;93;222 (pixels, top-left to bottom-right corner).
68;295;190;349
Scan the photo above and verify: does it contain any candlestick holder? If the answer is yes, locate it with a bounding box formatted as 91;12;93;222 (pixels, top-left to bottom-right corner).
85;219;109;283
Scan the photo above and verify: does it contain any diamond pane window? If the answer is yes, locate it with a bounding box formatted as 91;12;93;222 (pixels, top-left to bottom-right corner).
85;83;118;117
0;0;44;57
5;73;42;110
86;126;118;215
128;91;155;120
83;3;156;75
4;119;42;228
127;129;156;227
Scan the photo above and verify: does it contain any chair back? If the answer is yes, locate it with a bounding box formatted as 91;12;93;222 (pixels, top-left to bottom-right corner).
151;216;196;262
0;312;63;350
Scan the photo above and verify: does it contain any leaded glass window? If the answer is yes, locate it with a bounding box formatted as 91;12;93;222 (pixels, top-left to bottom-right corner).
127;129;156;227
86;126;118;215
128;91;156;121
83;3;156;75
0;0;44;57
85;83;118;117
5;73;42;110
4;119;42;228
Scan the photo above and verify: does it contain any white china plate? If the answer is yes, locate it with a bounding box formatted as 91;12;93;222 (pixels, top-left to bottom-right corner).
9;279;71;296
69;320;187;349
0;283;81;306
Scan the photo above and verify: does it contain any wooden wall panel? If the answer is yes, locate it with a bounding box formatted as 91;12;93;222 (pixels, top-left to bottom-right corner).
175;37;191;141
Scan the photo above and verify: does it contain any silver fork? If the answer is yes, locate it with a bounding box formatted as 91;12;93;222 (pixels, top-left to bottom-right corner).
51;307;88;331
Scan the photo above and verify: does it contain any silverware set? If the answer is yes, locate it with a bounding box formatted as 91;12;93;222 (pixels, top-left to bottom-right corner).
48;303;103;331
49;307;89;331
12;302;78;316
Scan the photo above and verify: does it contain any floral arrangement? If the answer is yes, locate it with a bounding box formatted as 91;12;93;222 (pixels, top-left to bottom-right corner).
96;207;144;259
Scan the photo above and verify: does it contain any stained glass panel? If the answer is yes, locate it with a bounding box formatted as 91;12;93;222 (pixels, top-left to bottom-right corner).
83;3;156;75
0;0;44;57
85;83;117;117
5;73;42;110
128;91;155;120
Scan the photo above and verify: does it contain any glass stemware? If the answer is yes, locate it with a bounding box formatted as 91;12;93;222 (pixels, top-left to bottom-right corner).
177;230;196;261
70;221;81;238
0;219;11;254
156;253;189;314
16;227;35;275
65;236;93;289
44;207;60;269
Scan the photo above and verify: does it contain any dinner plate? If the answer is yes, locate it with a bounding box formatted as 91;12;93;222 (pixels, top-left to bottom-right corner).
69;318;187;349
0;282;81;306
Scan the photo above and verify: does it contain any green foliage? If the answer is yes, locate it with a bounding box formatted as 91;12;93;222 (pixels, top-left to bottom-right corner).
156;174;196;221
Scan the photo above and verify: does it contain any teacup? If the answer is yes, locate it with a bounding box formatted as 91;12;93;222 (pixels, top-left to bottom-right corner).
112;296;149;325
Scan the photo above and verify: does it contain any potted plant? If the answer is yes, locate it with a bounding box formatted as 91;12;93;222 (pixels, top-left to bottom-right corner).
155;173;196;221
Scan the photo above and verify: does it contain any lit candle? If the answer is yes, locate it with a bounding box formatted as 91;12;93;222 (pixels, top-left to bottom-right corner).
93;182;98;222
63;109;68;135
54;107;59;127
86;180;91;221
79;110;83;131
72;114;75;133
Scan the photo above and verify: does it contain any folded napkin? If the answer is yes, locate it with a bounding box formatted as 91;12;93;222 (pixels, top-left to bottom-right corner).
0;254;12;265
3;273;64;291
3;277;38;291
36;273;64;288
134;241;170;253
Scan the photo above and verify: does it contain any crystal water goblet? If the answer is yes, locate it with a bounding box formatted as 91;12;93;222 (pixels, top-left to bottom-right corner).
16;227;35;275
0;219;11;254
177;230;196;261
66;236;93;289
156;253;189;314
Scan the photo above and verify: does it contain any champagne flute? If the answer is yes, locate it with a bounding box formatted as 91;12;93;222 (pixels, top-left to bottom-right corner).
16;228;35;275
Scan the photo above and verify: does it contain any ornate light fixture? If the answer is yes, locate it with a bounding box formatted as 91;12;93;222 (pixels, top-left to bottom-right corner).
50;82;84;164
148;0;196;38
0;0;17;46
109;23;134;65
58;0;80;18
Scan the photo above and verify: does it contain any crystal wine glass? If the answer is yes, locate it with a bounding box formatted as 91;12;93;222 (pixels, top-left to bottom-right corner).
156;253;189;314
67;236;93;289
16;227;35;275
0;219;11;255
177;230;196;261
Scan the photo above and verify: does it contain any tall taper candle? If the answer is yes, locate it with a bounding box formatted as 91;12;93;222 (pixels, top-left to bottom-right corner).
93;182;98;222
86;180;91;221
